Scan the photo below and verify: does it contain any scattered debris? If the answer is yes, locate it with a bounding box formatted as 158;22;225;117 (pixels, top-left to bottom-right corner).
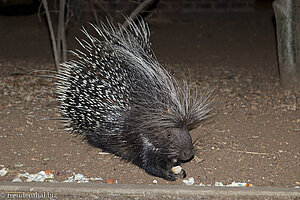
14;163;24;167
89;177;103;181
74;173;89;183
63;176;75;183
45;169;52;175
20;170;54;182
62;173;103;183
226;182;252;187
183;177;195;186
0;168;8;177
56;171;67;176
215;182;225;187
105;179;114;184
197;181;253;187
12;177;22;182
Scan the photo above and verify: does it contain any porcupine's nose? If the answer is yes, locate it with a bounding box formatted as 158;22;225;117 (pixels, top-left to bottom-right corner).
178;128;194;161
180;147;194;161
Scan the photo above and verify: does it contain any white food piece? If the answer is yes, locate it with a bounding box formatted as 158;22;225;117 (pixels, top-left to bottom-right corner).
171;165;182;174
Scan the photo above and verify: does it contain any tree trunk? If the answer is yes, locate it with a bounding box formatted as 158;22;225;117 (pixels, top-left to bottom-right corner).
273;0;300;89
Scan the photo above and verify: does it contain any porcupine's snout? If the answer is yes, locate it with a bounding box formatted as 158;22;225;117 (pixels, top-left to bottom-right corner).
170;127;194;162
179;134;194;161
179;144;194;161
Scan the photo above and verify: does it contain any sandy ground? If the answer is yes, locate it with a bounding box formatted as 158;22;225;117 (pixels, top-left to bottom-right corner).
0;11;299;188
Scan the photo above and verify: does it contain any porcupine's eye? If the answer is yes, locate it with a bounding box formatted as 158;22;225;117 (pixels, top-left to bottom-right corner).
165;130;171;139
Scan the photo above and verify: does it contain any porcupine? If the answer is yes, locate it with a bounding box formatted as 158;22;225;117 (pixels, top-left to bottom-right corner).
56;17;212;181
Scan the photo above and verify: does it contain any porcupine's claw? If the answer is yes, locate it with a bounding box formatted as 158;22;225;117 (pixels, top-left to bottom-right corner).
158;167;186;181
142;156;187;181
176;168;186;178
143;162;176;181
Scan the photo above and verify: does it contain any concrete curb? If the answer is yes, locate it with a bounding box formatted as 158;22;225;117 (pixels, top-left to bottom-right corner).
0;182;299;199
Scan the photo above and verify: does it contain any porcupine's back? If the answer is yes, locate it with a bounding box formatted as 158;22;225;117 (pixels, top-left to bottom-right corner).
56;18;212;162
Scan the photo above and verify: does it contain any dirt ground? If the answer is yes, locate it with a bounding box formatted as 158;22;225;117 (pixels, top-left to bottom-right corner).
0;11;299;188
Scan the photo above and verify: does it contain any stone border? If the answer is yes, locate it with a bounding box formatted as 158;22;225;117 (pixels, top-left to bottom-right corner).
0;182;299;199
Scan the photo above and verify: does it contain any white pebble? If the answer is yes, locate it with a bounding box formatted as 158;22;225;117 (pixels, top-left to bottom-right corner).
215;182;224;186
183;177;195;186
0;168;8;177
12;177;22;182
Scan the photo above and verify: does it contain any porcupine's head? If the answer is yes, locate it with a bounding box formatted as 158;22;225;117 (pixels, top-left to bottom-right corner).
151;126;194;164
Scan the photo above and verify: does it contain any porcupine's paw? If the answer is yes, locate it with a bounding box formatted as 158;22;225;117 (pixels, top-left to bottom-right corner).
162;168;186;181
172;166;186;179
141;151;187;180
162;169;177;181
145;164;187;181
144;164;176;181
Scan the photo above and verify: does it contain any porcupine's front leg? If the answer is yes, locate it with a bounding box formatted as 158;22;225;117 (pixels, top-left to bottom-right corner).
145;159;176;181
141;151;186;181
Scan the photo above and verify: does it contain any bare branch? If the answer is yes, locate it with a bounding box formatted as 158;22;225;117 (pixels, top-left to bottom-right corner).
123;0;155;27
90;0;100;28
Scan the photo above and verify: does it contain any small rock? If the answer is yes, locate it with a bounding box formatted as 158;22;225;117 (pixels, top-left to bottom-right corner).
74;173;89;183
63;176;74;182
183;177;194;186
0;168;8;177
215;182;224;186
90;177;103;181
12;177;22;182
